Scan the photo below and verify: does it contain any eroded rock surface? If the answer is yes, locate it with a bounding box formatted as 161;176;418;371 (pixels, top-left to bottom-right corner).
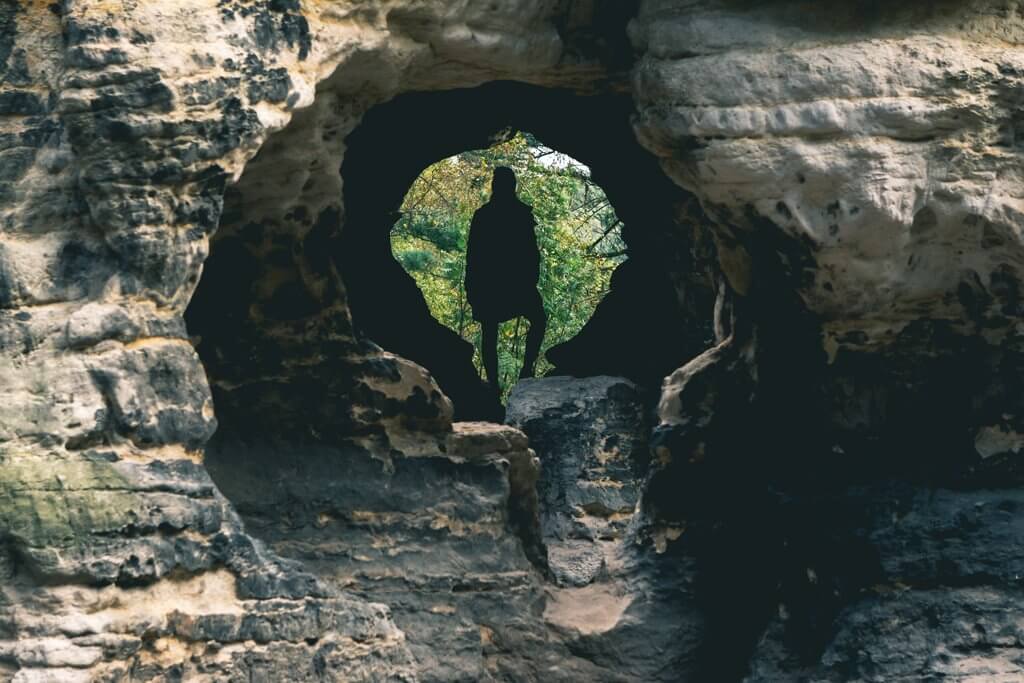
1;0;1022;681
0;447;416;681
508;376;706;682
507;376;649;586
205;421;645;682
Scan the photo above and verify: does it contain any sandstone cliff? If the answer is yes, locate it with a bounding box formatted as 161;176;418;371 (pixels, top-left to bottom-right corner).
1;1;1022;681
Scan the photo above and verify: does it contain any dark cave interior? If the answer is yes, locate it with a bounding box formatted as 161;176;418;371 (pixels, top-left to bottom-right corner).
186;81;717;429
340;82;715;420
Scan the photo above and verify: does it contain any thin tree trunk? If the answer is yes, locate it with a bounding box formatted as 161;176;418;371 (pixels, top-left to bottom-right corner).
456;261;467;336
508;317;523;388
561;290;577;343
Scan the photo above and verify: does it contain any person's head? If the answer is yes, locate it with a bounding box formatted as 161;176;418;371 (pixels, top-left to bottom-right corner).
491;167;517;198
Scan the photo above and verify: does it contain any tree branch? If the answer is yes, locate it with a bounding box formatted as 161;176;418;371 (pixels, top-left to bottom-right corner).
586;218;623;250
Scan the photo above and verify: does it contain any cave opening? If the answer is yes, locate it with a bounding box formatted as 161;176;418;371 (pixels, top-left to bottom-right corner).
180;76;721;682
184;80;715;442
388;131;626;402
341;82;715;422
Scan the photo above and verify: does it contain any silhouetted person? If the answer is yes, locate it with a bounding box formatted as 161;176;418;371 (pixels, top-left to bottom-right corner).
465;167;547;393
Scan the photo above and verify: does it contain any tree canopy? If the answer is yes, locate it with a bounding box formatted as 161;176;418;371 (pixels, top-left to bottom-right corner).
391;132;625;398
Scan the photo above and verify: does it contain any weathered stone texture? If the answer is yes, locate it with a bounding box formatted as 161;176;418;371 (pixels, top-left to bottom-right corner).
507;376;649;585
204;424;556;682
1;0;1023;681
633;0;1024;465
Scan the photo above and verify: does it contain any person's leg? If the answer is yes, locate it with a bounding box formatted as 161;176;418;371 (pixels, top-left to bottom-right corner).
481;320;500;390
520;294;547;379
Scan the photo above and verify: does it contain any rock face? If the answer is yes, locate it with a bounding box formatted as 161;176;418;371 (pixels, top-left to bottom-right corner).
1;1;1023;681
507;376;649;586
507;376;706;682
205;423;555;683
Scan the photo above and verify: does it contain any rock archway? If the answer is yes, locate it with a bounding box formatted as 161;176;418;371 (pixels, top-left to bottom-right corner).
2;1;1023;681
179;47;721;683
340;81;713;419
183;79;717;431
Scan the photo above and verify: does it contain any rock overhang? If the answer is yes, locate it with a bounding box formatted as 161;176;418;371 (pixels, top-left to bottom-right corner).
1;1;1023;680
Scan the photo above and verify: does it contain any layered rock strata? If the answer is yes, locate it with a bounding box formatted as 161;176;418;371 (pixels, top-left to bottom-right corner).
0;1;1022;681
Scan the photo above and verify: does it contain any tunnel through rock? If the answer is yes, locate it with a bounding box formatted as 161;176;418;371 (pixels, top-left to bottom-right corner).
9;1;1024;681
388;132;627;400
181;78;720;680
341;82;716;421
186;81;716;429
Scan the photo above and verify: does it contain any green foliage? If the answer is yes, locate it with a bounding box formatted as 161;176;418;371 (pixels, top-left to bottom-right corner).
396;249;435;272
391;132;624;399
